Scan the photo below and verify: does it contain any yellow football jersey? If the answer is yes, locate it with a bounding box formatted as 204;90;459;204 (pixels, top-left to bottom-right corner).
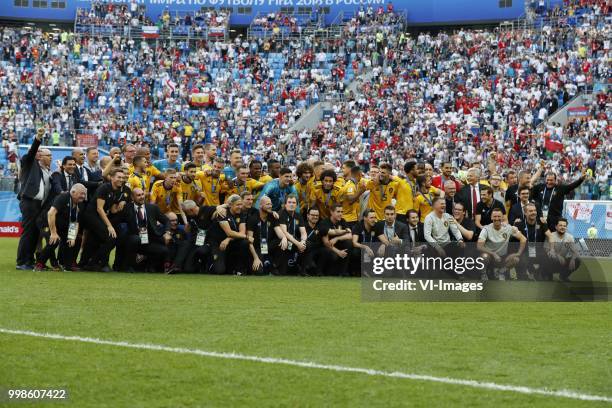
150;180;182;214
226;178;265;197
127;172;151;192
366;179;400;220
196;172;228;206
340;179;360;223
180;177;205;202
311;184;343;219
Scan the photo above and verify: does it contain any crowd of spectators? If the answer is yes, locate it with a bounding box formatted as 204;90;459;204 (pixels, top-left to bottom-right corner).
0;2;609;194
283;1;610;196
76;0;153;27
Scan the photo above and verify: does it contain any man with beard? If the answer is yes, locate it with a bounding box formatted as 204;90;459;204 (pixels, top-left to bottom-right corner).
477;208;526;281
179;163;205;205
295;162;313;214
311;169;343;220
432;161;462;192
223;148;244;180
127;155;153;197
531;169;587;230
364;163;400;221
197;157;228;206
546;218;580;282
82;168;131;271
247;195;285;275
34;184;87;272
474;185;506;230
255;167;299;212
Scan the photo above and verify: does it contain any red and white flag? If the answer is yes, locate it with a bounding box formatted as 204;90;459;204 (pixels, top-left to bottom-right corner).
142;26;159;39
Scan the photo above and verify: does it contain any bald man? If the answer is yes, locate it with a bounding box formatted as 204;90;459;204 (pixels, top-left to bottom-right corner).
34;184;88;271
17;128;53;269
117;188;171;273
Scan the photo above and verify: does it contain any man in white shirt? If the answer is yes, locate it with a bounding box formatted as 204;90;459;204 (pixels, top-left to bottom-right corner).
424;198;466;279
477;208;526;281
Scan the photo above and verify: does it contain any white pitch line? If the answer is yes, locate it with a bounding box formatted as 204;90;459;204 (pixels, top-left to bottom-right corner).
1;328;610;403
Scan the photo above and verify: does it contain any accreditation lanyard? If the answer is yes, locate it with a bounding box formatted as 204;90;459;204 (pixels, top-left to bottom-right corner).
324;190;333;207
380;183;387;201
164;186;173;207
259;219;269;242
422;192;433;207
307;226;316;240
68;197;78;223
299;182;308;205
228;215;238;231
542;187;555;208
211;177;221;193
134;172;146;190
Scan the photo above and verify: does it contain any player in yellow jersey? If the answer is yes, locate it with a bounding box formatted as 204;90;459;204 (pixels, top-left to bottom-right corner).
339;160;361;227
127;155;152;197
364;163;400;220
181;144;210;173
133;146;163;185
310;169;344;219
196;157;228;206
248;159;273;186
180;163;206;204
227;165;266;196
294;162;313;213
394;161;420;224
413;175;444;222
150;168;187;224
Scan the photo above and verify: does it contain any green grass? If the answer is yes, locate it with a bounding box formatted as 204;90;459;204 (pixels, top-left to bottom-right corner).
0;238;610;407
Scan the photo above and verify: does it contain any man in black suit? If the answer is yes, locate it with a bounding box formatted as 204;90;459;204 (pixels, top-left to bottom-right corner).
73;147;102;197
405;209;426;247
375;205;409;256
50;156;80;202
508;185;542;226
119;187;171;272
457;168;488;219
16;128;53;270
82;147;104;197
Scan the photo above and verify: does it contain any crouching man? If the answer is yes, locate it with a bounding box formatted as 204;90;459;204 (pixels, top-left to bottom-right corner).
119;188;171;273
35;183;88;271
247;195;285;275
477;208;526;281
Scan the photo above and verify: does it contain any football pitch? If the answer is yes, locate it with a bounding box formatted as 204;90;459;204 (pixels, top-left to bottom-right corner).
0;238;610;407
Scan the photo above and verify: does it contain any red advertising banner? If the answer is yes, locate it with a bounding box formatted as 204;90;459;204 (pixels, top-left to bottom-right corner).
77;133;98;147
0;222;21;237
